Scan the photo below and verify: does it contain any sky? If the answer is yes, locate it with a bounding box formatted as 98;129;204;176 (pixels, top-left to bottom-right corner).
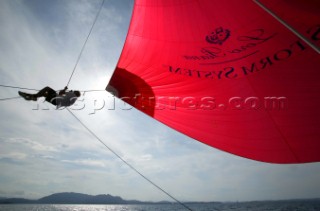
0;0;320;203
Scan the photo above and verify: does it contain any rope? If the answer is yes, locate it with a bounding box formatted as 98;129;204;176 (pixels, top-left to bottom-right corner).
1;1;105;92
253;0;320;54
0;96;21;101
80;89;106;93
0;84;108;94
66;0;105;87
0;84;38;91
66;108;193;211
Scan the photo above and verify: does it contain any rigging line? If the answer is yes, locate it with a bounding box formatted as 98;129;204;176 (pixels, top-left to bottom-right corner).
0;84;39;91
66;108;193;211
0;84;105;93
80;90;106;93
253;0;320;54
0;96;21;101
66;0;105;87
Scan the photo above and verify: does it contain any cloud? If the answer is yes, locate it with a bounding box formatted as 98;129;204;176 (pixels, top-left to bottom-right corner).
0;152;27;161
62;158;106;168
8;138;59;152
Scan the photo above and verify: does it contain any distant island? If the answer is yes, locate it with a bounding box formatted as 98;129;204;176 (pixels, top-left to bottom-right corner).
0;192;170;204
0;192;319;206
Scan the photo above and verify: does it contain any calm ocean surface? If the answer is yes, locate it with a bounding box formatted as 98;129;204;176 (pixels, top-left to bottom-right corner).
0;201;320;211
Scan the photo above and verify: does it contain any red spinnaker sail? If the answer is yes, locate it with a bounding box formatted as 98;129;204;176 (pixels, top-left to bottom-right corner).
107;0;320;163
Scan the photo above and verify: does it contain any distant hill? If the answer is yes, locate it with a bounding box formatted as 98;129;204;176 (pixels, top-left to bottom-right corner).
0;198;35;204
0;192;153;204
1;192;319;205
38;192;127;204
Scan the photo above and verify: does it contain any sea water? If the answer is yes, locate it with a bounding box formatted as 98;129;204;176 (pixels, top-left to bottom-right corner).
0;201;320;211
